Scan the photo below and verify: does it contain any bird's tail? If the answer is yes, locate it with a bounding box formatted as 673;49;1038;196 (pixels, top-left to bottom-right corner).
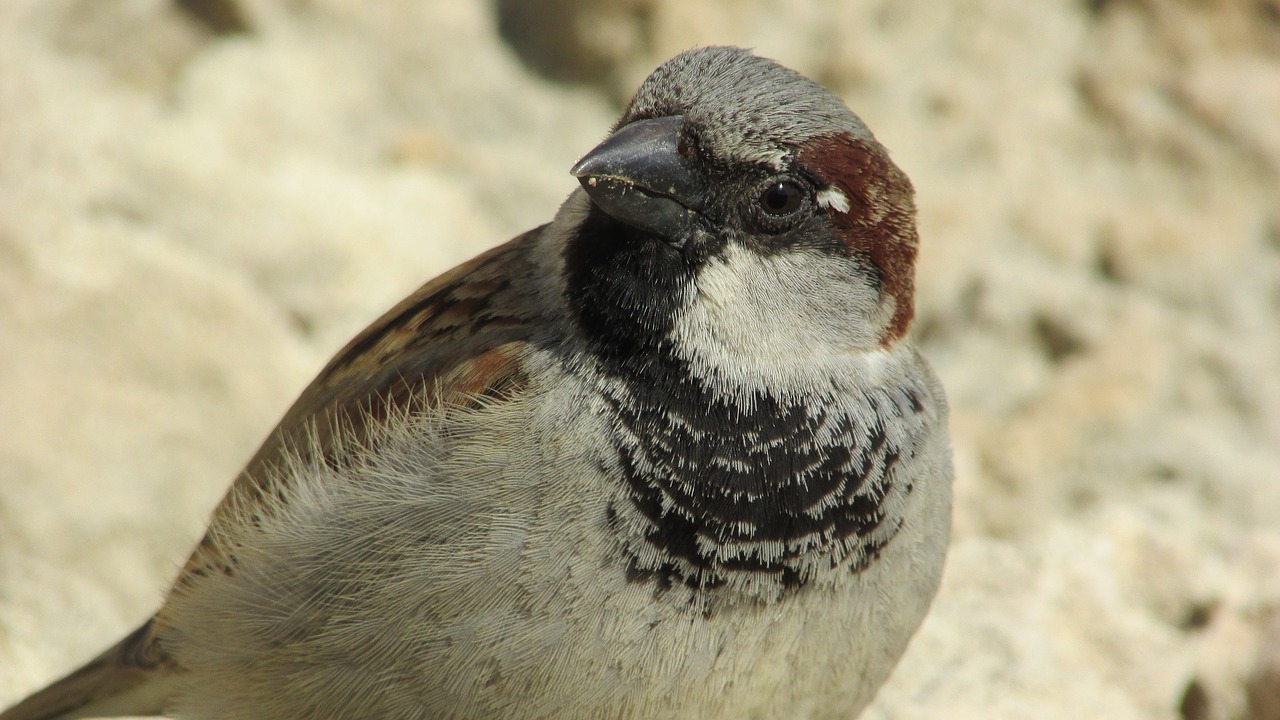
1;618;178;720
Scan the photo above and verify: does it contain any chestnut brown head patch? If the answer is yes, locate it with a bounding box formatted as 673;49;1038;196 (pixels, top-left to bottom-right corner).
799;132;919;343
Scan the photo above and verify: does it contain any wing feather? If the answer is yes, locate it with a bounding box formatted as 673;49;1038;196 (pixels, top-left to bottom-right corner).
173;226;548;593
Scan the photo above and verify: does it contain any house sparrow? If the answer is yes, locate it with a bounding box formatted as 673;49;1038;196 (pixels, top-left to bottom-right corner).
1;46;952;720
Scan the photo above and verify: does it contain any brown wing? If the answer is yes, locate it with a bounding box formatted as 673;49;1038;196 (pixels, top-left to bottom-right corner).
174;226;548;589
0;229;554;720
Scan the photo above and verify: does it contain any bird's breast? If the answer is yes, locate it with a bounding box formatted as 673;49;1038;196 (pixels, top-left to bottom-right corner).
593;355;938;604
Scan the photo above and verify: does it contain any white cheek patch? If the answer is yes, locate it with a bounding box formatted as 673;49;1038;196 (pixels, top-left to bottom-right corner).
815;186;851;214
671;244;890;397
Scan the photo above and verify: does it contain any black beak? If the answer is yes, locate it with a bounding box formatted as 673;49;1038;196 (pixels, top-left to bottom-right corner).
571;116;706;243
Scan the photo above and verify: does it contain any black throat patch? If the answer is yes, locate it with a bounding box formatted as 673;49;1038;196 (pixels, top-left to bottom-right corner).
563;212;923;600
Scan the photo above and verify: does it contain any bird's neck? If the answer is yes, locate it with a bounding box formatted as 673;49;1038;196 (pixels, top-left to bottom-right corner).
561;208;918;604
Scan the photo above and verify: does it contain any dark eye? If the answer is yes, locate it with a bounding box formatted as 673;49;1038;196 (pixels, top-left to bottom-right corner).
758;181;804;216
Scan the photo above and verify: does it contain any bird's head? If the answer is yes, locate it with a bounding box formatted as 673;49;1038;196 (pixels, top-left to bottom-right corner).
564;46;918;382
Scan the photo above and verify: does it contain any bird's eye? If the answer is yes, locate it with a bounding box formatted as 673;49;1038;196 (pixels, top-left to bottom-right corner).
758;181;804;216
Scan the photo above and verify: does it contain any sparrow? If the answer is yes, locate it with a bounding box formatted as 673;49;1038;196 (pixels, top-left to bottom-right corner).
1;46;952;720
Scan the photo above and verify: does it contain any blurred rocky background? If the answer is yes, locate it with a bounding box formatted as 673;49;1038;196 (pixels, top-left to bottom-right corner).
1;0;1278;718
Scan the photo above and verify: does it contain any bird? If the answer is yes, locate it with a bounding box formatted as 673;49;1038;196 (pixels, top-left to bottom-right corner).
1;46;953;720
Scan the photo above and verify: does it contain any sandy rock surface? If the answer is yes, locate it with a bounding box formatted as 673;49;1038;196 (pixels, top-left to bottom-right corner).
2;1;1278;718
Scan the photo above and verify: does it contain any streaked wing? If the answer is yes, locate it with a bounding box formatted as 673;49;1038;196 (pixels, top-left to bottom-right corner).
173;226;547;589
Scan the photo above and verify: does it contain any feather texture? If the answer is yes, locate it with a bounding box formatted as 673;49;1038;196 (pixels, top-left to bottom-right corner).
2;47;952;720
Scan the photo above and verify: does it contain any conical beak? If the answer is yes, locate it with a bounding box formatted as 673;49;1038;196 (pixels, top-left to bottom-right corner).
571;115;706;242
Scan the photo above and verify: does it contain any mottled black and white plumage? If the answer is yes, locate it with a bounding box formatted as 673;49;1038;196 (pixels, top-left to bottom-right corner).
1;46;952;720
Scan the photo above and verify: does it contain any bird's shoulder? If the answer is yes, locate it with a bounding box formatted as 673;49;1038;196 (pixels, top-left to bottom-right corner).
171;225;561;593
